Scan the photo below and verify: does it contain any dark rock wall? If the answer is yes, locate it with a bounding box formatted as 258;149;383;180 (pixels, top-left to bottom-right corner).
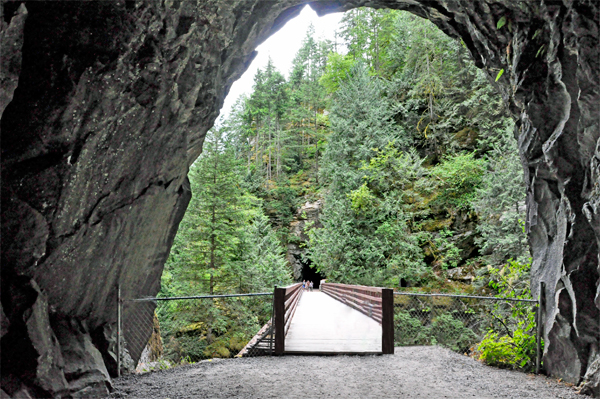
1;1;598;397
287;200;323;280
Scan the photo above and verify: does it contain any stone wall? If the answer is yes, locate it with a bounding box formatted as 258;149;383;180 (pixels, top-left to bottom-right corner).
1;1;598;397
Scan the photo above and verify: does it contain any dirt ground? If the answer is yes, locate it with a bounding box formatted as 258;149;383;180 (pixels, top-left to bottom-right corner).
110;346;583;399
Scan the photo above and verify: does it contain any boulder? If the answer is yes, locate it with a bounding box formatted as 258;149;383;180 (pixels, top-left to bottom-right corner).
54;319;112;398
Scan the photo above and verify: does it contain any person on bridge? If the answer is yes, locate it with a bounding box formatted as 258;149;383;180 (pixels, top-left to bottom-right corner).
309;281;314;291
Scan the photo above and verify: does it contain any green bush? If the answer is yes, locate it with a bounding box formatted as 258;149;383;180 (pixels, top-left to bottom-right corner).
394;311;430;346
430;313;479;352
475;259;541;372
431;152;485;211
477;327;539;371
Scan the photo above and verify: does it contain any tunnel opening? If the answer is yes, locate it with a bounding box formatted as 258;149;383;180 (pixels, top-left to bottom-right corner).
1;1;597;396
301;260;325;289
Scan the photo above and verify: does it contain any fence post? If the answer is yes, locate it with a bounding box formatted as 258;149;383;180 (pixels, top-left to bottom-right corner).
269;287;276;355
381;288;394;354
274;287;285;355
117;283;121;378
536;281;545;374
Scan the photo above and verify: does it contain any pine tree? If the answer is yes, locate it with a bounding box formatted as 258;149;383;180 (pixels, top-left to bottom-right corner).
474;126;529;266
320;62;405;193
173;128;248;294
236;212;292;291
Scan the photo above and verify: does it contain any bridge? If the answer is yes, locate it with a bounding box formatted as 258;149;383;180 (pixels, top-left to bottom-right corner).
239;283;394;356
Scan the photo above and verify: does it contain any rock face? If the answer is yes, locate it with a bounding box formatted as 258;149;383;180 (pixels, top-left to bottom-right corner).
287;200;323;280
0;1;598;397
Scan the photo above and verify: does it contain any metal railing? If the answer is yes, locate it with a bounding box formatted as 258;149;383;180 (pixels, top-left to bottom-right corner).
320;282;394;354
120;291;274;372
393;291;542;372
116;283;543;374
321;283;384;323
273;283;303;354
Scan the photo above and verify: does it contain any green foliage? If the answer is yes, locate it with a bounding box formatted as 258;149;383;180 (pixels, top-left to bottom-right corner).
320;62;405;193
309;62;429;287
474;129;528;266
487;258;532;301
430;153;486;211
236;212;293;290
430;313;478;351
320;52;355;94
477;328;539;371
163;128;252;296
348;183;377;212
340;9;397;72
495;69;504;82
394;310;479;352
430;230;462;270
158;296;273;363
160;125;291;362
476;259;540;371
496;17;507;30
217;9;525;295
162;8;533;366
394;311;430;345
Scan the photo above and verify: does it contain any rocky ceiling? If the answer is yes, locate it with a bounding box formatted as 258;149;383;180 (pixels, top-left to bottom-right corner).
1;1;598;397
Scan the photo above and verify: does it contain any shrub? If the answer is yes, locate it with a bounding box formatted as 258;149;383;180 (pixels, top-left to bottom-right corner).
475;258;541;372
430;152;485;211
394;311;430;346
430;313;479;352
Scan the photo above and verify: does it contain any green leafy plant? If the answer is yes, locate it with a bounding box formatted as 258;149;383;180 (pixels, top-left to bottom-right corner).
496;17;507;29
476;259;540;371
431;313;479;352
394;311;430;345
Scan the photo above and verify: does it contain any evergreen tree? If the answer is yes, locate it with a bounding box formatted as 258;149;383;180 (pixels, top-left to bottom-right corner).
236;212;293;291
320;62;405;193
474;126;529;265
164;128;248;295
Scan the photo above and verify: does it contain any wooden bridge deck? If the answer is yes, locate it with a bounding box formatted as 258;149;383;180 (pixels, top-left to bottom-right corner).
284;291;382;354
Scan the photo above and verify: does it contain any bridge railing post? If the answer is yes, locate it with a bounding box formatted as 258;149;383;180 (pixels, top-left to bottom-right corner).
381;288;394;354
274;287;285;355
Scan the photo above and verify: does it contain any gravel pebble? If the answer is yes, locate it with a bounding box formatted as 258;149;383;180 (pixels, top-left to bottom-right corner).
110;346;584;398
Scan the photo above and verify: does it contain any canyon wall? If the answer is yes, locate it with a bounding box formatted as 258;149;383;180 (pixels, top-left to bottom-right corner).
1;1;598;397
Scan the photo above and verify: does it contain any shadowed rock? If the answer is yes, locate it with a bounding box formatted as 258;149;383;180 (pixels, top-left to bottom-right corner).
1;1;598;397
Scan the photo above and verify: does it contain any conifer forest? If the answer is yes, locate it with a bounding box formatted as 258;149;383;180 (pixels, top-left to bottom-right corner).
160;10;534;368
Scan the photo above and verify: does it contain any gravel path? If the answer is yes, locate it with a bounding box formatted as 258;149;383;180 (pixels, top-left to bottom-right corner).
110;347;582;399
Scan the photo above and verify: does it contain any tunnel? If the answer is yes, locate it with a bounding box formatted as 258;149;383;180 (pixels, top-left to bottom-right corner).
301;260;325;289
1;1;598;396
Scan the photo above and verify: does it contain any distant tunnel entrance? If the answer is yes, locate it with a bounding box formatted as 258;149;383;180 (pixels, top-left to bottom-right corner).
301;260;325;289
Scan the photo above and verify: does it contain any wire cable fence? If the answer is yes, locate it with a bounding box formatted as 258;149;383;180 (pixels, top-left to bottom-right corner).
122;292;274;373
393;292;541;371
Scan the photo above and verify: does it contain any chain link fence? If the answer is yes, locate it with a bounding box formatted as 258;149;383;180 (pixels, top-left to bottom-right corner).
121;293;273;372
119;289;540;373
393;292;539;362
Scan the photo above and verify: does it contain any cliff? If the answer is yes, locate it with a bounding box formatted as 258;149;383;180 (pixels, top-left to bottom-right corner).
287;200;323;280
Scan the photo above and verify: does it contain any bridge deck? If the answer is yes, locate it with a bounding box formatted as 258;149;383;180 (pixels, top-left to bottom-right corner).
285;291;382;354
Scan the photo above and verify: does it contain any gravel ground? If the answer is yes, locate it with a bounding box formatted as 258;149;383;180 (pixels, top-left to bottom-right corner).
110;346;583;399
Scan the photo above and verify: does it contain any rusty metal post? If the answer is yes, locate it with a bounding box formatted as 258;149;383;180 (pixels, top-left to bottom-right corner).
274;287;285;355
536;281;545;374
381;288;394;354
117;283;121;377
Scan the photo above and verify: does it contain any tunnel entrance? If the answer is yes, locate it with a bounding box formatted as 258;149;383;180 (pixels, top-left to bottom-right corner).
301;261;325;289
